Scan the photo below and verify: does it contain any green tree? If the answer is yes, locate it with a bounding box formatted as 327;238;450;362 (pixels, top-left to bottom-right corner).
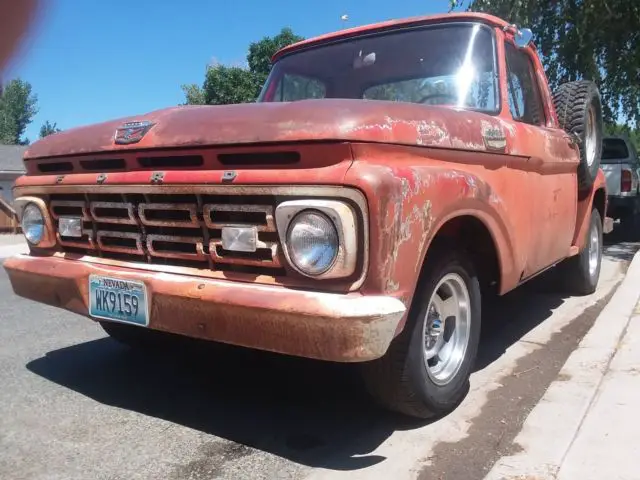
0;78;38;144
247;27;304;87
39;120;61;138
450;0;640;126
181;83;206;105
182;27;304;106
201;64;261;105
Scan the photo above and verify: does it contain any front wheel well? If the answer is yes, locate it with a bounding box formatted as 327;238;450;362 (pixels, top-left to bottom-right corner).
422;215;501;295
593;187;606;221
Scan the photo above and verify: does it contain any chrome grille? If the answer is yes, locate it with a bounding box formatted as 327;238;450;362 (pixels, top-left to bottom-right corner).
48;193;282;273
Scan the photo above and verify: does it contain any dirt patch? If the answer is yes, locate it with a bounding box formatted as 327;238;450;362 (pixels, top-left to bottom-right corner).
418;285;619;480
169;441;255;479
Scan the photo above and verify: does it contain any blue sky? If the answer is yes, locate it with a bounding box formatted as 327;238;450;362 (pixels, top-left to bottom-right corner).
6;0;451;142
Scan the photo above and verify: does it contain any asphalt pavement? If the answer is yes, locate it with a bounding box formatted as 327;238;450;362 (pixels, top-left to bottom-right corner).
0;232;637;480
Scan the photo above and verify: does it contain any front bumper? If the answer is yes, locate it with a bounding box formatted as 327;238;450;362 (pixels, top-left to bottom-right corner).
3;255;406;362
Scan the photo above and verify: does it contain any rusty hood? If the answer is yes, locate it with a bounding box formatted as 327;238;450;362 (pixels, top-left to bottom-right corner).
25;99;508;159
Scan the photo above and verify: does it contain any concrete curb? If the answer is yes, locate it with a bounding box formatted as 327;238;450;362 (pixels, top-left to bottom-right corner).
0;243;28;259
485;251;640;480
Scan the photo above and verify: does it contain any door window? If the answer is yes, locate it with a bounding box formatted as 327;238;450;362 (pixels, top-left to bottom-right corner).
505;42;545;125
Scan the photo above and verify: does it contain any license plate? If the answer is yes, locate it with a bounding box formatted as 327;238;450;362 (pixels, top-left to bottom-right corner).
89;275;148;326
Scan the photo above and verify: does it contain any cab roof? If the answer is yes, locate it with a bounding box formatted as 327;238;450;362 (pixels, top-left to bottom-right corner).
273;12;511;62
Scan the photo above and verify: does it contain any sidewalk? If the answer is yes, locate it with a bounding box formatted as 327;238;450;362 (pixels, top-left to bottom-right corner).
486;252;640;480
0;235;27;259
0;234;25;247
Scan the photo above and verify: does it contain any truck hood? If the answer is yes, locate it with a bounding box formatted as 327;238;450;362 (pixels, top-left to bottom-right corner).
25;99;508;159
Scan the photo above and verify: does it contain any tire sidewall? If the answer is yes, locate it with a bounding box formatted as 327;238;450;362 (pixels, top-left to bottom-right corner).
580;208;603;290
404;253;481;411
577;85;604;190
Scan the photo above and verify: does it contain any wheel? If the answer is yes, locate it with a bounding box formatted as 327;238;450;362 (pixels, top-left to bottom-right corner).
361;249;481;419
558;207;603;295
552;80;603;192
99;321;171;350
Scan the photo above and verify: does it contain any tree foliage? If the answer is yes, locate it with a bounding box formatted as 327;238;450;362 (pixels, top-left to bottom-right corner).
450;0;640;126
201;65;261;105
0;78;38;145
247;27;304;87
182;28;304;106
181;83;206;105
39;120;61;138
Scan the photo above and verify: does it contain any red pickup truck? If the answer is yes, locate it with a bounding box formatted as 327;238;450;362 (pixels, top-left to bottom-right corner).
5;12;607;419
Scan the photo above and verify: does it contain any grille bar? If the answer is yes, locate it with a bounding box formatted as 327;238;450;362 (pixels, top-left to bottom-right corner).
139;203;200;228
204;204;276;232
97;230;144;255
147;234;207;261
211;240;281;267
50;200;90;220
56;231;96;250
90;201;137;225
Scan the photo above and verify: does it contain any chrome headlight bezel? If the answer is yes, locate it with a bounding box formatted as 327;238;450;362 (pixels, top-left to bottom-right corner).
14;196;56;248
275;199;358;279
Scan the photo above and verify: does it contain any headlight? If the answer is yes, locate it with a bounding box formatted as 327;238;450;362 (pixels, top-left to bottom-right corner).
287;210;339;275
21;203;45;245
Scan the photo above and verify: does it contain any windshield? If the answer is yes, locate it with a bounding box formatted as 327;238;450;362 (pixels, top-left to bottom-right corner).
259;23;499;112
601;138;630;162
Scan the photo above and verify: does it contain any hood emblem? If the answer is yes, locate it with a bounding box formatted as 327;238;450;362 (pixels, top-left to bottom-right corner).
114;120;155;145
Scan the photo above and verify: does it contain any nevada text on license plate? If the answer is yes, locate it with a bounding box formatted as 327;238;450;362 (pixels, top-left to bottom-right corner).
89;275;148;326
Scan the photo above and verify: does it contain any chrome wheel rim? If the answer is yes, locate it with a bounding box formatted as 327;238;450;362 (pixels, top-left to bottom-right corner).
585;106;597;167
422;273;471;386
588;219;600;278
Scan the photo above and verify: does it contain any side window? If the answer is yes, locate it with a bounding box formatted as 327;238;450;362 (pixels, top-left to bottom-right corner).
505;42;545;125
275;73;326;102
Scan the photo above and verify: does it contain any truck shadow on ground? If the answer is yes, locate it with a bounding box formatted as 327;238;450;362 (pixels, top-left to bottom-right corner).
24;241;637;472
603;222;639;263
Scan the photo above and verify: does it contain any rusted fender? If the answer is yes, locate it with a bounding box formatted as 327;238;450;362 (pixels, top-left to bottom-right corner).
344;143;525;321
24;100;515;160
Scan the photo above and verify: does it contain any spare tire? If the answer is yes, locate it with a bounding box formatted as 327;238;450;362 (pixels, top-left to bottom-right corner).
552;80;603;192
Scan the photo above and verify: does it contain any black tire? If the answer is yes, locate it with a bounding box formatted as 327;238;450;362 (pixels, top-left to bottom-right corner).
100;321;172;351
361;249;481;419
553;80;603;192
557;207;603;295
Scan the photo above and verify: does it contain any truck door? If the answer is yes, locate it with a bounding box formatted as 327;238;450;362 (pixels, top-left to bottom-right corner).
502;40;578;278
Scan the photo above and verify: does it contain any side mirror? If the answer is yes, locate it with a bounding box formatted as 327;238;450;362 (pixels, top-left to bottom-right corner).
514;28;533;48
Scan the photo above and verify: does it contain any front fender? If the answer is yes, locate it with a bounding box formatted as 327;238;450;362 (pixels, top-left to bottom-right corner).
343;155;523;310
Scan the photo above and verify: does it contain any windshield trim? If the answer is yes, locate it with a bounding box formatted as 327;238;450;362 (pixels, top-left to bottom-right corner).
259;21;501;116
